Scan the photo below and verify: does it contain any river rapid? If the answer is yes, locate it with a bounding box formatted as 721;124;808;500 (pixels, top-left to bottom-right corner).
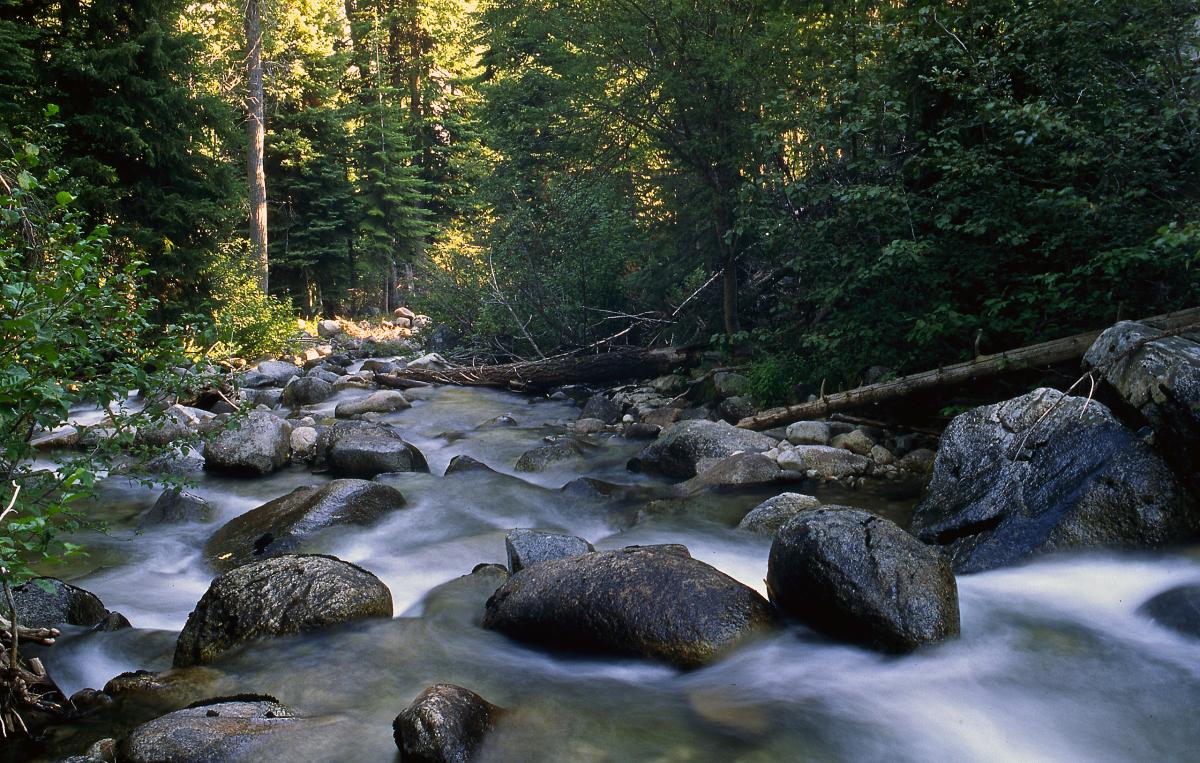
29;379;1200;762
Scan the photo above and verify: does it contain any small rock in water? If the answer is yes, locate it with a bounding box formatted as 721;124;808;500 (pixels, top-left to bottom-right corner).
1139;584;1200;640
443;454;497;475
203;411;292;476
12;577;109;629
629;420;777;479
280;376;334;407
573;417;607;434
505;529;594;573
767;507;960;653
580;392;622;424
514;439;584;472
393;684;504;763
738;493;822;534
117;696;299;763
319;420;429;477
776;445;872;480
334;390;411;417
140;487;215;527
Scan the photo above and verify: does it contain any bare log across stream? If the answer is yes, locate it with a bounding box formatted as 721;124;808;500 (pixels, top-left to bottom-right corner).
378;346;694;390
737;307;1200;432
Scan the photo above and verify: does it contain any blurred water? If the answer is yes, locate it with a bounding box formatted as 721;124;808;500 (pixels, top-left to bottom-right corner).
35;382;1200;762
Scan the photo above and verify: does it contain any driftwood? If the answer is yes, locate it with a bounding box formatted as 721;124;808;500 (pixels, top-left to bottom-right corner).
738;307;1200;431
381;346;693;390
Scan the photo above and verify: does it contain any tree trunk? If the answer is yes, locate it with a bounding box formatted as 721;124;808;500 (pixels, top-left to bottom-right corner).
380;347;694;390
245;0;268;294
737;307;1200;431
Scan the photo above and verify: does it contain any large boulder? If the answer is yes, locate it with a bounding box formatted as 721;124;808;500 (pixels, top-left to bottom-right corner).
505;529;594;573
767;507;960;653
776;445;872;480
628;420;777;479
117;696;299;763
737;493;821;534
280;376;334;407
482;548;777;668
254;360;302;387
318;421;429;477
1083;320;1200;490
204;480;406;571
392;684;504;763
203;411;292;476
333;390;411;418
12;577;108;629
1139;584;1200;639
683;452;787;492
910;388;1199;574
175;554;392;667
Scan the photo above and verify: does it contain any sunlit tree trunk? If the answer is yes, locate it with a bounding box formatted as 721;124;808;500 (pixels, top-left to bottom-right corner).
245;0;268;293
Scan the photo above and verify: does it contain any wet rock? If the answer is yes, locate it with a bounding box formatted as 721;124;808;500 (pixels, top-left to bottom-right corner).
12;577;108;629
105;667;228;714
717;395;756;424
910;389;1199;574
767;507;960;652
30;425;81;450
174;555;393;667
1084;320;1200;490
628;420;777;479
117;696;299;762
483;548;778;668
477;414;517;428
623;422;660;439
359;359;399;375
505;529;594;573
242;387;282;408
136;404;208;447
622;543;691;558
141;488;215;526
319;420;429;477
573;417;607;434
281;376;334;407
684;452;787;492
870;444;895;465
334;390;411;418
238;370;277;389
203;411;292;476
92;611;133;631
443;455;497;475
580;393;621;425
60;737;116;763
1139;584;1200;639
776;445;872;480
306;368;342;385
738;493;822;534
514;439;584;472
393;684;503;763
205;480;406;571
254;360;302;387
830;429;875;456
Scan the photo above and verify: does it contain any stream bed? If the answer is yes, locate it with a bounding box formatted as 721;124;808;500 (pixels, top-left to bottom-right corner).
25;382;1200;762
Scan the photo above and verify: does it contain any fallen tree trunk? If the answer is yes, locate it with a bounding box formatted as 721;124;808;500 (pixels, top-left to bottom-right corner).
738;307;1200;431
380;346;694;390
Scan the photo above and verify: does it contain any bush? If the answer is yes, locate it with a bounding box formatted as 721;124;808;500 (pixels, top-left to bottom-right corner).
201;239;299;361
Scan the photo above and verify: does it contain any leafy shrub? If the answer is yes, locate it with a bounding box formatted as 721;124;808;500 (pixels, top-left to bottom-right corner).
201;239;299;361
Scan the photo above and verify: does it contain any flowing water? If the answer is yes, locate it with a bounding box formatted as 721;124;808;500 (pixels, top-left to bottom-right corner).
24;382;1200;762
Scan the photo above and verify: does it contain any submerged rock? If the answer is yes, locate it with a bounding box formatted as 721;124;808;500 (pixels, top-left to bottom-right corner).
910;388;1199;573
482;547;777;668
117;696;298;763
1139;584;1200;639
737;493;822;534
203;411;293;476
628;420;776;479
392;684;504;763
204;480;406;571
514;439;585;472
505;529;594;573
443;454;498;475
767;508;960;652
174;554;392;667
318;420;429;477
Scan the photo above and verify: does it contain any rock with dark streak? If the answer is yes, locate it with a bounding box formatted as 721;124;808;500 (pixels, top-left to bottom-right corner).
393;684;504;763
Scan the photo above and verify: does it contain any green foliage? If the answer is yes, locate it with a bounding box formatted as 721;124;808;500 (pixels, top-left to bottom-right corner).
203;240;299;360
745;353;809;407
0;134;213;586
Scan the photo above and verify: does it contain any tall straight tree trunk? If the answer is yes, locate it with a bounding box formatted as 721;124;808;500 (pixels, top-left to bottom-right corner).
245;0;268;293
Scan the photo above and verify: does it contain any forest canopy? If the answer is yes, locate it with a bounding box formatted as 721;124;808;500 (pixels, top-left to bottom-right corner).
0;0;1195;394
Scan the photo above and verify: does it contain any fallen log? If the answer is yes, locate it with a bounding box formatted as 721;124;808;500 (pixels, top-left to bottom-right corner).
738;306;1200;431
381;346;694;390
